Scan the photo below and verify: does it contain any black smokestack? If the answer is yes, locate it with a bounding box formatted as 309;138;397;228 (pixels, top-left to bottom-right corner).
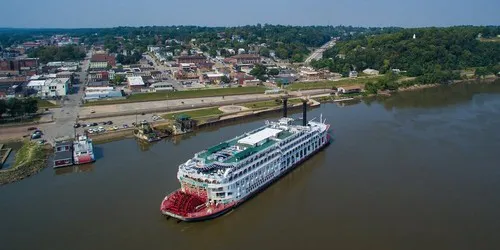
283;98;288;118
302;100;307;126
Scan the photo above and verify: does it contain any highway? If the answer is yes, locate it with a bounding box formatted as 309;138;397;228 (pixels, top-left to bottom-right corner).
304;39;336;65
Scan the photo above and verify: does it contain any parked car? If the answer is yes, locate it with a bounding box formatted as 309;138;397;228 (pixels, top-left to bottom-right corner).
74;123;81;128
91;123;98;127
123;124;129;128
112;126;119;130
97;127;105;132
107;121;113;125
31;133;41;140
27;127;37;131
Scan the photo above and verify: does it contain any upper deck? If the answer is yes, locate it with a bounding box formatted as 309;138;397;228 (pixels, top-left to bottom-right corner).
177;117;329;185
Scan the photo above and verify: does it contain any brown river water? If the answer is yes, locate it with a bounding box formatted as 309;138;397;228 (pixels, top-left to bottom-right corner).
1;81;500;250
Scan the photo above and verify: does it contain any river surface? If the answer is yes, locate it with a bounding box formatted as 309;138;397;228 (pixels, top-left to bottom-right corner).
1;81;500;250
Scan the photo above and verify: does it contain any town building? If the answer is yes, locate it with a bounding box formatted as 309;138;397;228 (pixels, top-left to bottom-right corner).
337;85;363;95
89;54;116;70
83;87;123;101
201;73;225;84
88;71;109;82
176;55;207;64
271;74;298;85
87;81;110;87
149;82;175;92
41;78;69;98
362;68;379;75
233;72;256;85
224;54;261;65
0;58;39;75
243;79;261;86
27;80;46;93
127;76;145;91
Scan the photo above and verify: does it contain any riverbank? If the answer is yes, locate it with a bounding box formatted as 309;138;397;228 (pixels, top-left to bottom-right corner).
0;141;51;186
87;99;319;143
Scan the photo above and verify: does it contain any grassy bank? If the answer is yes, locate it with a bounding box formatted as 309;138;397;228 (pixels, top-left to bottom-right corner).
286;76;381;91
0;141;49;185
242;98;303;110
37;99;59;108
85;86;267;106
162;107;224;120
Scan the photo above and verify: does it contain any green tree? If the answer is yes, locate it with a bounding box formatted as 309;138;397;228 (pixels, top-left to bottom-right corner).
113;75;125;84
6;98;23;117
220;75;231;84
267;68;280;76
474;67;489;79
250;64;267;78
22;98;38;115
209;49;217;57
364;82;379;94
200;45;209;52
259;47;270;57
0;99;6;118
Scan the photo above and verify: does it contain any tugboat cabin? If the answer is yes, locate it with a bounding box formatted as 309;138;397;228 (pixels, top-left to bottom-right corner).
53;141;73;168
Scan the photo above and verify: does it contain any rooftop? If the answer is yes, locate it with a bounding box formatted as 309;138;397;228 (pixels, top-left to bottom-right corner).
127;76;145;86
238;128;282;146
27;80;45;87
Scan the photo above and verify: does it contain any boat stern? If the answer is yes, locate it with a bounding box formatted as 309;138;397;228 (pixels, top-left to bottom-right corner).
160;189;235;222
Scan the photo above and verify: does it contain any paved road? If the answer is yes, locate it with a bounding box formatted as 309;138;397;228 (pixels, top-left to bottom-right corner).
304;39;336;64
78;89;333;119
38;51;91;143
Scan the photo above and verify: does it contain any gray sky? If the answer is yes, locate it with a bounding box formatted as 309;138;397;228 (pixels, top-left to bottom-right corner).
1;0;499;28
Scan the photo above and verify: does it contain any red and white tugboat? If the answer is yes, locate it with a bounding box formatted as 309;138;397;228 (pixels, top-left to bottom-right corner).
73;135;95;165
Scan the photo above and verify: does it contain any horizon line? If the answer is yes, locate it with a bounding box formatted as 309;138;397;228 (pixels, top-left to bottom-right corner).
0;24;498;30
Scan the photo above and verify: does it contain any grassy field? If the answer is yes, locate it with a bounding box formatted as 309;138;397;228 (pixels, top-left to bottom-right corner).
285;76;382;91
85;86;267;106
162;107;224;120
479;37;500;42
242;98;303;110
0;141;48;185
37;99;59;108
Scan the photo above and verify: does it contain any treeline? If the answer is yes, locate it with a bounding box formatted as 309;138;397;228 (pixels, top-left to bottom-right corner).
364;71;463;94
1;25;402;62
312;26;500;76
0;98;38;118
116;52;142;64
28;45;85;63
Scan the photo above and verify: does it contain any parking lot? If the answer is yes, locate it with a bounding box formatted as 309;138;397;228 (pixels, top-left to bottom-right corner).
75;114;164;135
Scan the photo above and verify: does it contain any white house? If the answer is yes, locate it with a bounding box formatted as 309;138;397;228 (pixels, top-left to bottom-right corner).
150;82;174;92
27;80;46;93
238;48;246;54
362;68;379;75
40;78;69;98
349;71;358;78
